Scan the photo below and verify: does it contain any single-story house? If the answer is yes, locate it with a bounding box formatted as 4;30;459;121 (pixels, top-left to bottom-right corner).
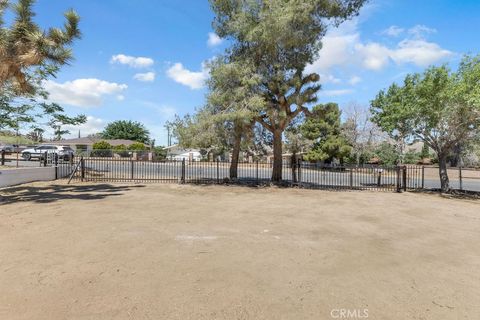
164;145;202;161
42;137;148;154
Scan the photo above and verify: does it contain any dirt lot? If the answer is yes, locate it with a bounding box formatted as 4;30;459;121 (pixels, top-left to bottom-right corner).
0;182;479;319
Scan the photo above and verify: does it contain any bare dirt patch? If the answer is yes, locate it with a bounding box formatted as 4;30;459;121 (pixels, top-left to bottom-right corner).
1;182;479;319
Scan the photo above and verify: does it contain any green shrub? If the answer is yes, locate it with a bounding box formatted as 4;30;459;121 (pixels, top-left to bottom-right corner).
153;146;167;160
404;150;421;164
373;142;399;165
92;141;113;150
91;141;113;157
127;142;147;151
113;144;130;157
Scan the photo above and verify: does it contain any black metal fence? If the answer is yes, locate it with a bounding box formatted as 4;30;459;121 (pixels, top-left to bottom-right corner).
4;149;479;192
65;156;428;192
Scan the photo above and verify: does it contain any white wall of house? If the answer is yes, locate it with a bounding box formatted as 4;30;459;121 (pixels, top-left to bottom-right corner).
170;151;202;161
0;167;56;188
165;145;202;161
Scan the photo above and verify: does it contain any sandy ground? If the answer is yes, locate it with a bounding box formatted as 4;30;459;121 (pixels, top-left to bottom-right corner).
0;182;479;320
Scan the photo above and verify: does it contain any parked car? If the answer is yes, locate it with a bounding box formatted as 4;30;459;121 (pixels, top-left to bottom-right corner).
21;145;74;161
0;144;15;153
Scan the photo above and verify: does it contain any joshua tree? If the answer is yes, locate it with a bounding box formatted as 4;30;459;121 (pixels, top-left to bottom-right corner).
0;0;81;93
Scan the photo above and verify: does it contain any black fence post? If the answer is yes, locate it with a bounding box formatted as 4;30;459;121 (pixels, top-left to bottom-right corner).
349;168;354;189
216;159;219;184
402;166;407;192
81;157;85;182
181;158;186;184
1;150;5;165
54;154;58;180
396;166;401;192
459;166;463;191
131;159;134;180
43;151;47;167
377;170;382;187
298;160;302;184
291;155;297;183
422;166;425;189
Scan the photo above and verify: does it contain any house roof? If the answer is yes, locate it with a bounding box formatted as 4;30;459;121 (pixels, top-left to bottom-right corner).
43;138;148;147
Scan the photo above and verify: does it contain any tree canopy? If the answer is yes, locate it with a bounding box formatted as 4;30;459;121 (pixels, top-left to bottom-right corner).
101;120;151;144
0;0;81;93
0;68;85;137
300;103;351;163
342;104;385;165
209;0;367;181
370;55;480;191
206;57;265;176
168;56;265;176
0;1;84;140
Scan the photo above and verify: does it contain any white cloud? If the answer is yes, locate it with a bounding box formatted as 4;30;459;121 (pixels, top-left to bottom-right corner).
355;39;452;70
306;21;452;74
166;62;208;90
111;54;154;68
408;25;436;39
319;89;354;97
355;42;392;70
390;39;452;66
319;73;341;84
349;76;362;85
134;72;156;82
381;26;404;37
207;32;223;47
64;116;105;138
44;78;128;107
305;33;359;74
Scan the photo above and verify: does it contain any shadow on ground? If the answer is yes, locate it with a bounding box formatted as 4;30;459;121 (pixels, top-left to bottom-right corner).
0;184;145;205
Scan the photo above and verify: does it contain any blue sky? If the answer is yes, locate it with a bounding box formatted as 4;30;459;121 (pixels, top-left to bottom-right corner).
29;0;480;145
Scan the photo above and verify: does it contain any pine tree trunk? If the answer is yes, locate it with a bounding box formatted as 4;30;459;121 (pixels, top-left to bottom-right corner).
438;155;450;193
271;129;283;182
229;124;242;179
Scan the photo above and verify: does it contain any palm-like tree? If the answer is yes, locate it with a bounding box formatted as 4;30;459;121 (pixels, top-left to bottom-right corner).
0;0;80;93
